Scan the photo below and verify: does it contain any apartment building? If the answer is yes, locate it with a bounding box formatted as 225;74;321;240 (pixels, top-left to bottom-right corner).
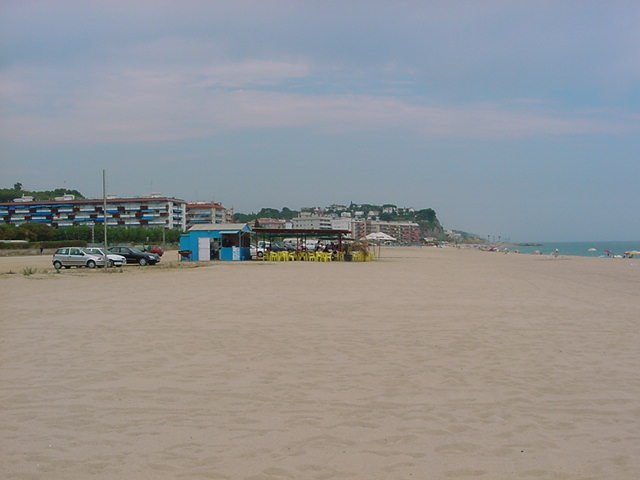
352;219;421;244
0;194;187;230
254;218;288;229
290;215;333;230
330;217;352;233
185;202;228;227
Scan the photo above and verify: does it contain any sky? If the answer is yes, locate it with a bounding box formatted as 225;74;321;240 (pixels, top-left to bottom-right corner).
1;0;639;241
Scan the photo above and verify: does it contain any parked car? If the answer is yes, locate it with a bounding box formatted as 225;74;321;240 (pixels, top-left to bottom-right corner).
146;245;164;256
52;247;106;269
136;244;164;256
83;247;126;267
108;246;160;266
250;244;266;258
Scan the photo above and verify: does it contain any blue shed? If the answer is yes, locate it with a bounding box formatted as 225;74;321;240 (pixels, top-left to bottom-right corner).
179;223;252;261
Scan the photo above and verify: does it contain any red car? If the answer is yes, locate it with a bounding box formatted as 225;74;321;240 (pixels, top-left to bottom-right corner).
143;245;164;256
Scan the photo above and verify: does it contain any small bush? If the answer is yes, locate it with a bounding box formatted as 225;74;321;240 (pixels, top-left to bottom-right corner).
22;266;36;276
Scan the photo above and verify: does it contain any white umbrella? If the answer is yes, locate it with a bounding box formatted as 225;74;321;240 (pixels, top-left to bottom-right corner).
362;232;396;258
364;232;397;242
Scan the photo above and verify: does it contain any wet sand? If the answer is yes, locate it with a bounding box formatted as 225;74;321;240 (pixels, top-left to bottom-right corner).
1;247;639;479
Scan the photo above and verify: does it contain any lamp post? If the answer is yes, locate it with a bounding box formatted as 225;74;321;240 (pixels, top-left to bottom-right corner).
103;169;108;270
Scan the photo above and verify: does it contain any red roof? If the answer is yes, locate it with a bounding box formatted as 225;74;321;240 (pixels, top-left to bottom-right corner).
186;203;225;209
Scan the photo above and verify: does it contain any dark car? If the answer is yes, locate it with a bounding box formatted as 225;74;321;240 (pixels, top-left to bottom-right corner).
108;246;160;266
269;241;293;252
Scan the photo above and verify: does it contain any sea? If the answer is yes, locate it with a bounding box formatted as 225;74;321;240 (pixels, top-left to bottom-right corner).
510;241;640;258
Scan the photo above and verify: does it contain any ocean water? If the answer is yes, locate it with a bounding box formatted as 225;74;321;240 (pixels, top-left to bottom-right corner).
511;241;640;258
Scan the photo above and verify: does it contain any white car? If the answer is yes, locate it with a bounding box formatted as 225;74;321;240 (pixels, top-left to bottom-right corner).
83;247;127;267
250;244;266;258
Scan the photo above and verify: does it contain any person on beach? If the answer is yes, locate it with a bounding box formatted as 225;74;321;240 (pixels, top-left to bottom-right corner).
553;249;559;258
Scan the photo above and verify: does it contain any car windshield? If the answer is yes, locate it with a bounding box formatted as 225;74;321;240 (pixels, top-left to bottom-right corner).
129;248;144;254
84;248;105;255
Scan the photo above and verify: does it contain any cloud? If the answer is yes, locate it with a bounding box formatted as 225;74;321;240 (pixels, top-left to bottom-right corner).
194;60;312;89
1;63;636;145
2;26;638;147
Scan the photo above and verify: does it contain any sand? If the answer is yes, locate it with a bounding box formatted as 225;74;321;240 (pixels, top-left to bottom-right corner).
1;247;639;479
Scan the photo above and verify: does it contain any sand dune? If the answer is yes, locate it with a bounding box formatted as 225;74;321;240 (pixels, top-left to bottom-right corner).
1;247;639;479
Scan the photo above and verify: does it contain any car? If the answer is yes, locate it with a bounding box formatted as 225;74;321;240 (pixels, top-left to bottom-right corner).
83;247;127;267
135;244;165;256
146;245;164;256
108;246;160;266
52;247;106;269
250;244;266;258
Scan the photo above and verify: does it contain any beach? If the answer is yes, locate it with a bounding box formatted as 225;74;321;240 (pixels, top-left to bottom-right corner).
1;247;639;479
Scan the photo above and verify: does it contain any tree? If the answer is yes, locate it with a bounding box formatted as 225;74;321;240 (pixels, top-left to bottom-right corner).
14;182;22;191
0;224;18;240
280;207;298;219
233;213;254;223
415;208;436;222
19;223;55;242
257;207;280;218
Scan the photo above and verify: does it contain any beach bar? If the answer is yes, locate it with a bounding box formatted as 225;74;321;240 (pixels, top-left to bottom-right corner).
251;227;375;261
179;223;252;261
252;227;350;250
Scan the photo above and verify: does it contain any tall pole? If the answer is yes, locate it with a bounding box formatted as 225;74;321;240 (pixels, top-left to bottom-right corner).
103;169;108;270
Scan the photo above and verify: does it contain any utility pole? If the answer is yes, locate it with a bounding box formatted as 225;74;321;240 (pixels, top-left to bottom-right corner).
103;169;108;270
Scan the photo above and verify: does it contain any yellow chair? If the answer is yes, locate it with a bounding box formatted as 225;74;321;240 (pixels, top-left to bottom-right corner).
307;252;317;262
267;251;279;261
319;252;332;262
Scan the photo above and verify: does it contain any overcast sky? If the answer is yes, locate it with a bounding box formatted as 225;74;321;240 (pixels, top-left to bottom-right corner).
1;1;639;241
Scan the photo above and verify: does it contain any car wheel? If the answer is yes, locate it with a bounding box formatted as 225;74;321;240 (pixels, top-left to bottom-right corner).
257;251;264;258
138;257;148;266
53;260;62;270
87;260;97;268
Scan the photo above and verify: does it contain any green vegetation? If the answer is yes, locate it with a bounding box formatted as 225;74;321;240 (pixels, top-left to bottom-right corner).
0;182;85;203
0;224;181;245
22;266;37;276
233;207;300;223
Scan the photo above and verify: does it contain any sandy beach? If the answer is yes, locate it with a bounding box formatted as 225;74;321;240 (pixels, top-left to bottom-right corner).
1;247;639;479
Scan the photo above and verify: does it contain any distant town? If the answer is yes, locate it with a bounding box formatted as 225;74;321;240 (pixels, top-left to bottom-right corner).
0;183;481;244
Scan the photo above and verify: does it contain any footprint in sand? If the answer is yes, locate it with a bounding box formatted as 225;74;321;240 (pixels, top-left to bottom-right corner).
435;442;481;454
445;468;488;477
